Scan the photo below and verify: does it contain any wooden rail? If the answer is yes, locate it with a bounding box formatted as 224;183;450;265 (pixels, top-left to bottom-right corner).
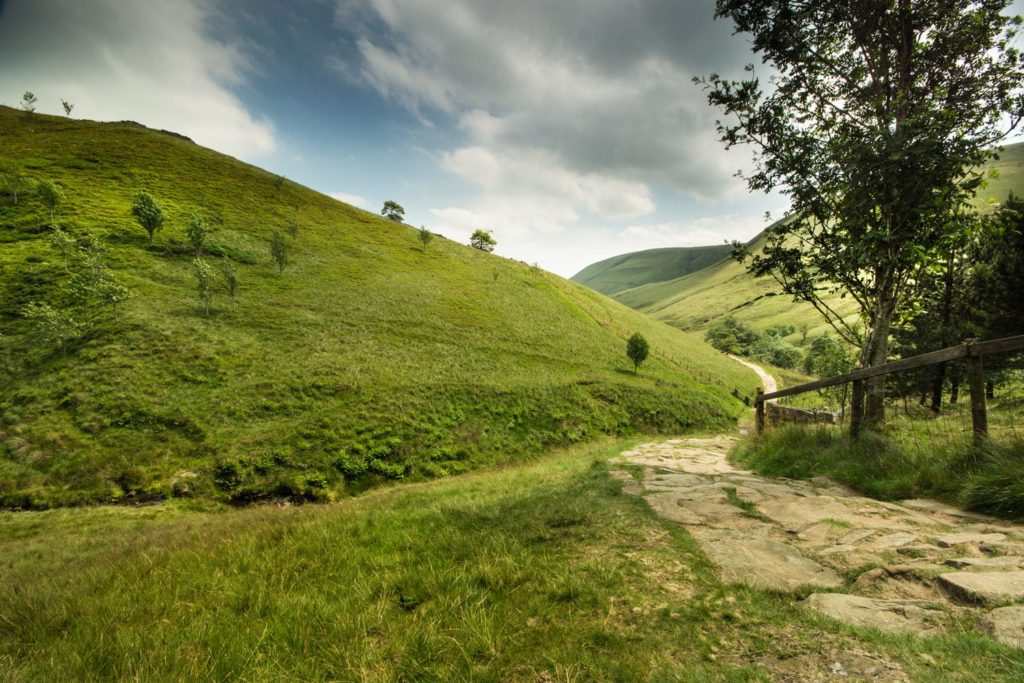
754;334;1024;441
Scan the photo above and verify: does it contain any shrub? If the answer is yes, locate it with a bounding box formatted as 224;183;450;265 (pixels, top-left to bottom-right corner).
21;302;81;354
0;162;30;205
186;213;209;255
20;91;37;114
418;225;434;252
470;229;496;253
270;231;288;273
750;335;802;369
49;227;76;271
192;257;215;315
626;333;650;374
221;260;239;299
36;180;64;227
704;317;759;355
131;191;164;243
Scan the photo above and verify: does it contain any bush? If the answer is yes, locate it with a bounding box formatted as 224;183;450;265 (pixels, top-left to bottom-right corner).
470;229;496;253
270;231;288;273
131;191;164;243
704;317;759;355
750;334;802;369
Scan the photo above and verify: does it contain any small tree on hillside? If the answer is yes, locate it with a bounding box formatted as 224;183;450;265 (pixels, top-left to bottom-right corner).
381;200;405;222
49;227;77;272
21;302;80;354
192;257;215;315
20;91;37;114
626;333;650;375
470;229;496;253
270;230;288;274
418;225;434;252
61;100;74;117
1;163;30;205
186;213;209;256
131;191;164;243
221;259;239;299
36;179;64;227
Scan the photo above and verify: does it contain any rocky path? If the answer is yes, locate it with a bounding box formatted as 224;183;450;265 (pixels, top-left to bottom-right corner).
612;436;1024;647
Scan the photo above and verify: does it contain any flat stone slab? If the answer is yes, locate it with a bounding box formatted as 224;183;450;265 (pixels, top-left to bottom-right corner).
935;532;1007;548
806;593;946;635
938;571;1024;605
945;556;1024;570
984;605;1024;648
694;532;843;592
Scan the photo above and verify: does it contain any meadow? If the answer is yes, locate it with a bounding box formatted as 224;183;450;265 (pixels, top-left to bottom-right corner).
0;106;755;508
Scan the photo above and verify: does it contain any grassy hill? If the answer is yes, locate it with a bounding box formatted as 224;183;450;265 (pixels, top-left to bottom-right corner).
570;244;732;296
0;106;756;508
608;142;1024;342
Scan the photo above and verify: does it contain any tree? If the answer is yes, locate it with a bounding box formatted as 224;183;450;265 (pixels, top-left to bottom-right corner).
186;213;209;256
36;179;64;227
701;1;1024;426
192;258;215;315
1;163;30;205
418;225;434;252
381;200;405;223
131;191;164;243
470;229;496;253
221;260;239;299
626;333;650;375
61;99;74;117
20;91;37;114
49;227;77;272
21;302;80;354
705;316;760;355
270;230;288;274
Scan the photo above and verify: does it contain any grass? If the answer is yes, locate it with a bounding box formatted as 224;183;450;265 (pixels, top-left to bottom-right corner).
570;244;732;296
605;142;1024;341
735;423;1024;519
3;438;1023;681
0;106;757;508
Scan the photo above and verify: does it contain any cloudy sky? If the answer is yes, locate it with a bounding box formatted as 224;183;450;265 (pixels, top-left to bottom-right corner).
1;1;820;274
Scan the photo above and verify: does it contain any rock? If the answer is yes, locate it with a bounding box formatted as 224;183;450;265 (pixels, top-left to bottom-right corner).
938;571;1024;605
934;532;1007;548
984;605;1024;648
693;531;843;591
806;593;946;635
871;532;919;549
840;529;876;545
945;556;1024;570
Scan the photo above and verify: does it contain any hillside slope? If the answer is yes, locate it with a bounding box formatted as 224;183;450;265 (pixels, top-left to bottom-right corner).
0;107;756;508
570;244;732;296
612;142;1024;340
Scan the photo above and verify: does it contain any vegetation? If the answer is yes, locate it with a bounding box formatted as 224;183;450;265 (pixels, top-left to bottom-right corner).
381;199;404;223
701;0;1024;425
626;333;649;374
269;229;288;273
0;106;754;508
705;317;803;370
35;179;63;227
417;225;433;252
186;213;209;256
1;161;30;205
130;191;164;243
3;440;1023;680
192;257;215;316
571;244;732;296
61;99;74;117
20;91;37;114
470;228;496;252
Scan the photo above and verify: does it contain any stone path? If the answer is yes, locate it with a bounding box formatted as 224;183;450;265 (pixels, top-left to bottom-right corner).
613;436;1024;646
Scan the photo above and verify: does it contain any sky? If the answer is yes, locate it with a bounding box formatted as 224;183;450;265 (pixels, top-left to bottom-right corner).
3;1;1010;278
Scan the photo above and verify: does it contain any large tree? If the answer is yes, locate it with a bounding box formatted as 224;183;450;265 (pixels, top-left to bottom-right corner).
701;0;1024;424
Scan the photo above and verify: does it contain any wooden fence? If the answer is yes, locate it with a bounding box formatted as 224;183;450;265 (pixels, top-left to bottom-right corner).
754;334;1024;442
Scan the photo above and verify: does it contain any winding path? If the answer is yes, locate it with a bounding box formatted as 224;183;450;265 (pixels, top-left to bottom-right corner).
727;354;778;395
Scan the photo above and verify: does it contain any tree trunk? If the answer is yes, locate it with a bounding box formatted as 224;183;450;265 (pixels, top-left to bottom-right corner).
986;380;995;400
861;297;895;427
950;369;961;404
929;362;946;413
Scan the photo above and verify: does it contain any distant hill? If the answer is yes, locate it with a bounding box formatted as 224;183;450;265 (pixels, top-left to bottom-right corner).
0;106;756;508
591;141;1024;343
571;244;732;295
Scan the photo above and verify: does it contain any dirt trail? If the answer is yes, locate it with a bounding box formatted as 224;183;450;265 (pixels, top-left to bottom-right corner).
728;354;778;395
612;436;1024;650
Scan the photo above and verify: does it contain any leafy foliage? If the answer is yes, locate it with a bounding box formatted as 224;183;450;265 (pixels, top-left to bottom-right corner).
418;225;434;252
36;179;64;227
131;191;164;243
626;333;649;374
470;228;496;253
186;213;209;255
270;230;288;273
192;257;215;315
381;200;405;223
20;91;37;114
221;259;239;299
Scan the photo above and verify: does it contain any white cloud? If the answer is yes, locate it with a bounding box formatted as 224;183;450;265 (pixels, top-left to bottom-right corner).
0;0;275;160
329;191;370;209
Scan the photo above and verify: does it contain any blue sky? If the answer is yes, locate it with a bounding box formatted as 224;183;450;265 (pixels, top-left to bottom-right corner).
2;0;1020;276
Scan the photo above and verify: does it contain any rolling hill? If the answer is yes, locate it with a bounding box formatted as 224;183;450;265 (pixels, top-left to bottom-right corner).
0;106;756;508
593;142;1024;342
570;244;732;296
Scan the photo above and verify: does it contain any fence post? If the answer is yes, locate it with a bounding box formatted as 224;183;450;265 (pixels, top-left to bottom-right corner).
850;379;865;440
966;342;988;445
755;387;765;435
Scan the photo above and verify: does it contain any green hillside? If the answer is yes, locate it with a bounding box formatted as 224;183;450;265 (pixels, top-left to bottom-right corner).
611;142;1024;341
570;244;732;295
0;107;756;508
